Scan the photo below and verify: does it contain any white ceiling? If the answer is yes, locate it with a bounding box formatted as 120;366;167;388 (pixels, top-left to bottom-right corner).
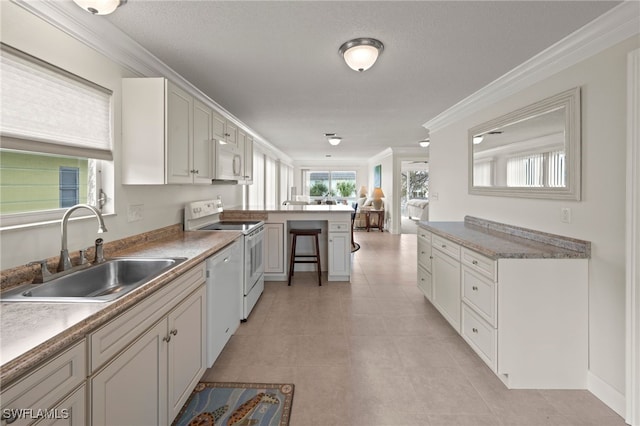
103;1;620;161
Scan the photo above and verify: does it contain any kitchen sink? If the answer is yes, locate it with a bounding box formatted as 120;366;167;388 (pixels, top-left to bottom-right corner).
0;257;187;303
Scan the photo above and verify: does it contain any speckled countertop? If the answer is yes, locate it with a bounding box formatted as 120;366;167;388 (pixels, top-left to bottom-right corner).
0;228;241;386
418;216;590;259
227;204;354;214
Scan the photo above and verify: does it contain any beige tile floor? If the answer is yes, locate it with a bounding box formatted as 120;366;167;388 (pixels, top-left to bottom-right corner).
202;231;626;426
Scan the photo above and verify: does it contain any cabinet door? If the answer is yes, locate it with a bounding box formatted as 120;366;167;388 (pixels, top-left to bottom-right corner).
166;81;193;184
91;320;168;426
192;99;215;183
34;385;86;426
328;232;350;278
417;237;432;273
264;223;284;274
417;264;433;301
212;109;226;141
225;120;238;147
244;136;253;182
432;248;461;332
167;286;207;422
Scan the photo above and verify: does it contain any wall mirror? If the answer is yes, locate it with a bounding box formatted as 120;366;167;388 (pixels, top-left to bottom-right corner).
469;87;581;200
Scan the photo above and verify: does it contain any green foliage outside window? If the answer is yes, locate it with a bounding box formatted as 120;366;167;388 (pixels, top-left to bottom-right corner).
309;181;329;196
336;181;356;197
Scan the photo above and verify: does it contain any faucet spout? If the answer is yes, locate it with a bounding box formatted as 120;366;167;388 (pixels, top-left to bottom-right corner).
58;204;108;272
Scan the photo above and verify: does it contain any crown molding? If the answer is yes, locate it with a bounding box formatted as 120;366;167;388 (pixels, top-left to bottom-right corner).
10;0;289;159
423;1;640;134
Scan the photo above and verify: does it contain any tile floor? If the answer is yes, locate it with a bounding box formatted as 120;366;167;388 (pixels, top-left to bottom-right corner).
202;231;626;426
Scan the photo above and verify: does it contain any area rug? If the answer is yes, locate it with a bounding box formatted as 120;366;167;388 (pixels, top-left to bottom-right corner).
173;382;294;426
351;242;361;253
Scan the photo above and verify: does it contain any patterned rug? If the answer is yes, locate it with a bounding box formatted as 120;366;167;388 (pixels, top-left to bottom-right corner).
173;382;294;426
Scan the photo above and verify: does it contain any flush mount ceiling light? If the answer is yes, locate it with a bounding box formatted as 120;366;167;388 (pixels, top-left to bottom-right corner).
339;38;384;72
473;135;485;145
324;133;342;146
419;139;430;148
72;0;126;15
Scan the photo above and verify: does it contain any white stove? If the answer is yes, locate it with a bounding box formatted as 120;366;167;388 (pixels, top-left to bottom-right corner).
184;199;264;321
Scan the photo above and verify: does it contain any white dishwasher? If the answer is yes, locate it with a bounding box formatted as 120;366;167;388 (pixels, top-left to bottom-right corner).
206;238;243;367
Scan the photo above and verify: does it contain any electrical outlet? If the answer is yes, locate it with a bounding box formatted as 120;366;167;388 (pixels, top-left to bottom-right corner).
128;204;144;222
561;207;571;223
431;193;439;201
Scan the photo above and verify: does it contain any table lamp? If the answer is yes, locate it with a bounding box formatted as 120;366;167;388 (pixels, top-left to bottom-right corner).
372;187;385;210
359;186;368;198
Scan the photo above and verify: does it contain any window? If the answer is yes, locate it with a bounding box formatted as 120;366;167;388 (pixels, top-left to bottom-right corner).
303;170;357;202
0;44;112;225
473;160;493;187
59;166;80;208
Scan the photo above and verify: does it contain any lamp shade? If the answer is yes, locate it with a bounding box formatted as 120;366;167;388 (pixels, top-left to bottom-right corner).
72;0;125;15
339;38;384;72
359;186;368;198
372;187;385;210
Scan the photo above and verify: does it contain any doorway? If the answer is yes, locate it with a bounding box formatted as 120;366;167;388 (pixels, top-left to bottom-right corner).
401;160;429;234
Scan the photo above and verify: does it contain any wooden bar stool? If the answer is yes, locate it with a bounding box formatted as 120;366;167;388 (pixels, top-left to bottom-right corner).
288;228;322;286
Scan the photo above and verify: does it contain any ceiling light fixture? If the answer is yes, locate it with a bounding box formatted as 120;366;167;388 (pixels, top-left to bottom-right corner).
419;139;430;148
339;38;384;72
72;0;126;15
328;136;342;146
473;135;485;145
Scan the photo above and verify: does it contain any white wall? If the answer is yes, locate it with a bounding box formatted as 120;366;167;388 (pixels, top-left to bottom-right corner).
429;36;639;404
0;2;243;270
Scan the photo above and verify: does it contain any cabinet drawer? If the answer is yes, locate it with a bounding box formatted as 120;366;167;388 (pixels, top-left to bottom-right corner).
462;267;497;326
432;234;461;260
417;238;432;272
461;248;496;280
461;304;497;371
417;228;432;244
89;263;205;372
1;341;86;426
329;222;350;232
417;264;433;301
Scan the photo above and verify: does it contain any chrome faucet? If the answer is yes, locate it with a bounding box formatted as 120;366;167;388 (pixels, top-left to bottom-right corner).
57;204;108;272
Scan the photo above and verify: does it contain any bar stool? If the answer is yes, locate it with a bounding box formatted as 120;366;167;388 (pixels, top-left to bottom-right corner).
288;228;322;286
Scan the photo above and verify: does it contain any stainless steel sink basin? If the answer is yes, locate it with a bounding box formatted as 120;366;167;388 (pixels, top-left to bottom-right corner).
0;257;187;303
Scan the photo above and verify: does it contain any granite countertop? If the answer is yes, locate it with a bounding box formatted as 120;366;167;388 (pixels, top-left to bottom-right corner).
418;216;590;260
0;229;241;385
228;204;354;213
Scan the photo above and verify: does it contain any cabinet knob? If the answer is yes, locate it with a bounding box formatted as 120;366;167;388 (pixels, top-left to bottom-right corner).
421;251;425;254
472;260;479;265
170;329;178;336
472;328;478;333
472;286;478;291
429;256;433;259
441;244;446;248
163;335;171;343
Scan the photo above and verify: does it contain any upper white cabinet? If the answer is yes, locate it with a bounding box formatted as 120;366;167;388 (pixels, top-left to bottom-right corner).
123;78;209;184
122;78;254;185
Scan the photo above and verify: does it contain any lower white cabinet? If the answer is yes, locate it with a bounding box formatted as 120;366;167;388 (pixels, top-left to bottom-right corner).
264;222;285;274
328;222;350;281
417;227;589;389
431;246;461;332
1;341;86;426
91;284;206;425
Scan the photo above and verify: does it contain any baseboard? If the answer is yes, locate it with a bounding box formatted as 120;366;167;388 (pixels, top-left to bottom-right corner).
587;371;626;419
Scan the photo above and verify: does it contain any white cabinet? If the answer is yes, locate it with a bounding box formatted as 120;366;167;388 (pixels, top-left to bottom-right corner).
431;246;461;332
417;227;589;389
1;341;86;426
91;285;206;426
417;229;433;301
244;135;254;183
206;239;242;366
212;109;238;147
264;222;285;274
122;78;215;185
90;263;206;425
34;385;86;426
328;221;351;280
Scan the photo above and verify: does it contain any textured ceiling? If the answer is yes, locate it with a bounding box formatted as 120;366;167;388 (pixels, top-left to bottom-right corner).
105;1;619;161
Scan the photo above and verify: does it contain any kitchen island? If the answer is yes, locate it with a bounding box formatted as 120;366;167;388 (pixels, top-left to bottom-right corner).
223;204;354;282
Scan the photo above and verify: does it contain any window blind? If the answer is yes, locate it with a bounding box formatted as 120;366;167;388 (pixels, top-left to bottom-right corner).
0;44;113;160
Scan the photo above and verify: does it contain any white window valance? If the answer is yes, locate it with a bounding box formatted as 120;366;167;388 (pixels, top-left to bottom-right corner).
0;44;113;160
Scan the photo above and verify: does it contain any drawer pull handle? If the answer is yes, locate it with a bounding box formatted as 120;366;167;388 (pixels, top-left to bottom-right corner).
170;329;178;336
441;244;446;248
472;328;478;333
430;256;433;259
163;335;171;343
421;251;425;254
472;260;478;265
472;286;478;291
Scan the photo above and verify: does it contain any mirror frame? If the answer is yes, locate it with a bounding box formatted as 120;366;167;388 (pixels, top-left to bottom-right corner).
468;87;581;200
